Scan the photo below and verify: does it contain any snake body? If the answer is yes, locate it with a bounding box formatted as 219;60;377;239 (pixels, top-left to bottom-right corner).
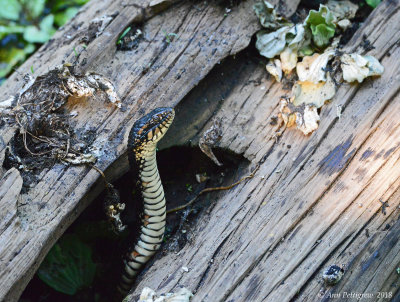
119;107;175;293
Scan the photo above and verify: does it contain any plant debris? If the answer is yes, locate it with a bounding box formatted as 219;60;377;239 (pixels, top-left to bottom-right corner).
195;173;210;183
134;287;193;302
116;24;144;51
253;1;384;135
199;118;223;166
341;53;384;83
266;59;282;82
326;0;358;23
0;64;120;187
104;183;127;233
292;74;336;108
81;14;115;44
167;163;260;214
279;98;320;135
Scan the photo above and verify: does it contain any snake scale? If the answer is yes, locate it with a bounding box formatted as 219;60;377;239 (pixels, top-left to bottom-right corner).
118;107;175;293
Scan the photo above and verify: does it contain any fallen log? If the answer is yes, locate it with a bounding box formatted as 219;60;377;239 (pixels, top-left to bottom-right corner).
0;0;266;300
1;0;400;301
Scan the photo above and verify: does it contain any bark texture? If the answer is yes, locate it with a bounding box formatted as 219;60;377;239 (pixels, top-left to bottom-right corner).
0;0;399;301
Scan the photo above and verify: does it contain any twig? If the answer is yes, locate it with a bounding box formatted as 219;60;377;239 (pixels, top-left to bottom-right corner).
22;131;51;156
90;164;114;188
167;163;261;214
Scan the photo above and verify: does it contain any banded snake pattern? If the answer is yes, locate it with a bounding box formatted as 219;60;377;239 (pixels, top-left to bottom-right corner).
118;107;175;293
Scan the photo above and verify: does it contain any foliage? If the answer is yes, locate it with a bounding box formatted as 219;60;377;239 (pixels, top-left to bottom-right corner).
253;0;289;30
37;234;96;295
304;5;336;49
0;0;89;80
365;0;381;8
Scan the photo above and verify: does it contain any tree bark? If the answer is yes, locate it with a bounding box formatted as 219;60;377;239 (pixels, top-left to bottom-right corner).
1;0;399;301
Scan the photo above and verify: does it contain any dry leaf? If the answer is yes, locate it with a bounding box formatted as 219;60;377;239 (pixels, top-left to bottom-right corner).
296;50;335;83
279;98;320;135
266;59;282;82
326;0;358;22
280;47;297;74
341;53;384;83
292;74;336;107
137;287;193;302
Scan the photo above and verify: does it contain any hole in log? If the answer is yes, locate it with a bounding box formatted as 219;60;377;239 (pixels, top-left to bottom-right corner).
20;41;259;302
116;23;144;51
20;146;249;301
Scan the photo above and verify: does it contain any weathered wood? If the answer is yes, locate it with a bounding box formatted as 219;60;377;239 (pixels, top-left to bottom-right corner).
123;0;400;301
1;0;399;301
0;0;267;301
0;168;22;235
321;218;400;301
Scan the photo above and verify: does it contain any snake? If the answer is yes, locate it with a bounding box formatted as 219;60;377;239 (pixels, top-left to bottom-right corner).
118;107;175;294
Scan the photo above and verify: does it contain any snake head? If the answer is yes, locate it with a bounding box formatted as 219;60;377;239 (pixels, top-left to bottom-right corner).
129;107;175;149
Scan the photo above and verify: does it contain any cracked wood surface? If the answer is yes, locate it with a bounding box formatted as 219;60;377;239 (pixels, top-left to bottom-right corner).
0;0;265;301
126;1;400;301
0;0;399;301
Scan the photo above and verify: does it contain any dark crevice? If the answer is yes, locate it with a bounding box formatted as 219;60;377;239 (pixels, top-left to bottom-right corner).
20;145;249;302
158;37;263;150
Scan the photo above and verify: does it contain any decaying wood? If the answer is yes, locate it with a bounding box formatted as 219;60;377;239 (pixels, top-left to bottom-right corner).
128;1;400;301
0;0;399;301
0;0;263;301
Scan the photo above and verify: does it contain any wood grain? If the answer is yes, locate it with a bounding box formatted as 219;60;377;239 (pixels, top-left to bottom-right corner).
0;0;264;300
127;1;400;301
1;0;399;301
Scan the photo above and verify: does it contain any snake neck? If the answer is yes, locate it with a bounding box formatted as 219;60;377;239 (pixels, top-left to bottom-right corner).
137;146;166;219
119;145;166;292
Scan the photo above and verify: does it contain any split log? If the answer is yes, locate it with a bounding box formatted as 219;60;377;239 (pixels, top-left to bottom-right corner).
0;0;265;300
0;0;399;302
129;0;400;301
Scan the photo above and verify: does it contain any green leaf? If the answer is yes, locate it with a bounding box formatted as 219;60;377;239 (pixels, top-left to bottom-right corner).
311;24;335;48
23;14;56;43
52;0;89;11
253;0;289;29
0;0;22;21
298;44;314;56
0;24;25;40
23;26;50;43
365;0;381;8
304;5;336;48
0;44;35;78
54;7;79;27
20;0;46;19
116;26;131;45
40;14;56;32
37;234;96;295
